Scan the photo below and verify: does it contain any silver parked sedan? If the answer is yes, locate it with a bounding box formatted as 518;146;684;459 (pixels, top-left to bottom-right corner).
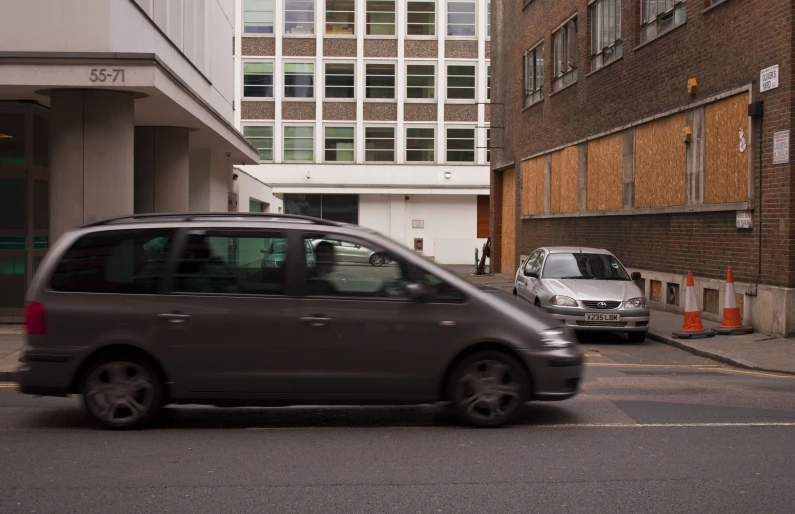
514;247;650;342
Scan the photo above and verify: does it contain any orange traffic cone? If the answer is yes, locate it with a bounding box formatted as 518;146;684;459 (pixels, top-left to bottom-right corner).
713;267;753;335
673;271;714;339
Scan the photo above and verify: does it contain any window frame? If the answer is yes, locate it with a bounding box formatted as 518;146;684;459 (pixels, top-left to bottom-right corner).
552;17;578;92
446;0;477;38
283;124;316;163
406;0;437;39
523;41;544;108
243;0;276;35
590;0;622;72
324;60;357;101
405;61;437;102
283;61;316;100
640;0;687;44
284;0;316;37
325;0;356;37
365;61;397;101
364;124;397;163
242;60;275;100
405;124;437;164
242;124;275;162
486;127;491;163
486;2;491;39
323;124;356;163
445;62;477;102
445;125;476;164
365;0;397;37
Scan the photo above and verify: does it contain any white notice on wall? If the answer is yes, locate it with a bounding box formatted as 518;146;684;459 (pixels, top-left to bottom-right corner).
736;211;753;230
412;219;424;229
760;65;779;93
773;130;790;164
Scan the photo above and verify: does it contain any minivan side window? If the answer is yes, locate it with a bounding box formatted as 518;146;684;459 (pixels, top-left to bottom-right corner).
174;231;287;295
50;230;173;294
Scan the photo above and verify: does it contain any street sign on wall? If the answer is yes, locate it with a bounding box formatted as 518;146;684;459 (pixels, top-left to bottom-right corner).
760;65;779;93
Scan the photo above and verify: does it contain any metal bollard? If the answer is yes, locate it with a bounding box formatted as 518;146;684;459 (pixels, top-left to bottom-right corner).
475;248;479;267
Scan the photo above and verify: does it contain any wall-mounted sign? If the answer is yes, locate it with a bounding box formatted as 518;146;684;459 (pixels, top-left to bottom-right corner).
760;65;779;93
773;130;790;164
412;219;424;229
736;211;753;230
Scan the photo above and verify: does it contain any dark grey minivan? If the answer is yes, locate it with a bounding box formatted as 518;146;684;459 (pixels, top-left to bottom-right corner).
18;213;582;429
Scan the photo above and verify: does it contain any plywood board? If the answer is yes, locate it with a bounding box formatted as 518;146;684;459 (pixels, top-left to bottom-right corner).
705;94;750;204
550;146;579;213
501;168;516;272
635;113;687;208
521;157;545;215
587;133;624;211
477;195;489;238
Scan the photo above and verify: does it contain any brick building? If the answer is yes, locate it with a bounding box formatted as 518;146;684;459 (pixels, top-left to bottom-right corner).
490;0;794;335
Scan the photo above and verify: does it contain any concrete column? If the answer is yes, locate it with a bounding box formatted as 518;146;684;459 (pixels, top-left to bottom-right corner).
189;148;232;212
50;89;135;241
134;127;190;213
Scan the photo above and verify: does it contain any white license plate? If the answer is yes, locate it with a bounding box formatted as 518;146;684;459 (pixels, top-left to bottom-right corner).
585;313;620;322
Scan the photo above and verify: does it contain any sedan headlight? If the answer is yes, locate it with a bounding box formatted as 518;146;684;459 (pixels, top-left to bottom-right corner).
540;328;575;348
625;297;647;309
549;295;578;307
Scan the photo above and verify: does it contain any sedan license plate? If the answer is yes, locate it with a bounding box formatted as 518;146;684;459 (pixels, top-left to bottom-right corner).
585;313;620;322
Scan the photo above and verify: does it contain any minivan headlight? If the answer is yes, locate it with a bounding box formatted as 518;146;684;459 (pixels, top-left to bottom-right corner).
550;295;578;307
625;297;647;309
540;328;575;348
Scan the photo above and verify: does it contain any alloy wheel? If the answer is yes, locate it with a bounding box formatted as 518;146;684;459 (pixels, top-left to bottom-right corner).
454;358;523;425
83;360;156;427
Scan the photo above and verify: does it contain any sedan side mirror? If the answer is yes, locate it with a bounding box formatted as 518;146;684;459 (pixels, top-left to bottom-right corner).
405;282;426;301
631;272;642;281
523;269;538;278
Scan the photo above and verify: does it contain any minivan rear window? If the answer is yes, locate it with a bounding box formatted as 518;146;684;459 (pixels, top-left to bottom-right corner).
50;230;173;294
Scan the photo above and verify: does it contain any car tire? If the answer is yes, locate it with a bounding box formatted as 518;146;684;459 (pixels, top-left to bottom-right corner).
81;355;163;430
512;288;517;295
369;252;385;267
447;351;530;428
628;331;647;343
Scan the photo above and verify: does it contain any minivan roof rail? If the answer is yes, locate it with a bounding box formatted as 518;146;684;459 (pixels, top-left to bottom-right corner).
80;212;342;228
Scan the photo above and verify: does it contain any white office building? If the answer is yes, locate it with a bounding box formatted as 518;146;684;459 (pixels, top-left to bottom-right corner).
234;0;492;263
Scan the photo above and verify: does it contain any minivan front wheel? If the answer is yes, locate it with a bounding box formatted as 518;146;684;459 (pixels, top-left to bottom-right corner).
448;352;529;428
81;357;162;430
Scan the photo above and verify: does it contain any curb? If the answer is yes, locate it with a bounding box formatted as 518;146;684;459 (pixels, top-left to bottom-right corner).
647;331;795;376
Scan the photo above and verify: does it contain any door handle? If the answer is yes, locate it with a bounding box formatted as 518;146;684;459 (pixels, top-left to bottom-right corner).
158;313;191;324
299;316;331;327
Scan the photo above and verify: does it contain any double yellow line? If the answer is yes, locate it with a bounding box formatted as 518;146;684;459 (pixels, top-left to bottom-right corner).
584;362;795;379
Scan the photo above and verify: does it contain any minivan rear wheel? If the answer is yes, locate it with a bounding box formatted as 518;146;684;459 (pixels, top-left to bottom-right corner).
448;352;529;428
81;356;162;430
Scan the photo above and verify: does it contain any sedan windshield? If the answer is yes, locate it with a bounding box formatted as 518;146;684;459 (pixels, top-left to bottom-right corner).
542;253;630;280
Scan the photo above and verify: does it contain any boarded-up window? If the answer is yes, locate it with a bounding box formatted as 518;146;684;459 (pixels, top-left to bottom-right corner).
705;94;749;204
635;113;686;208
477;195;490;238
501;169;516;272
551;147;578;213
587;133;624;211
521;157;544;215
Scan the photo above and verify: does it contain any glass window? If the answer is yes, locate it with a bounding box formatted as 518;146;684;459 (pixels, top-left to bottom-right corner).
447;1;476;36
365;126;395;162
285;0;315;35
407;1;436;36
325;62;355;99
553;18;578;91
446;64;475;99
244;0;275;34
243;126;273;161
366;0;396;35
591;0;622;71
50;230;173;294
422;272;467;302
406;127;435;162
365;63;396;99
446;127;475;163
325;127;355;162
542;253;630;280
326;0;355;35
174;232;287;295
641;0;686;44
284;62;314;98
284;126;314;161
487;2;491;37
486;128;491;162
524;43;544;107
406;64;435;99
304;236;408;299
243;62;274;98
487;65;491;100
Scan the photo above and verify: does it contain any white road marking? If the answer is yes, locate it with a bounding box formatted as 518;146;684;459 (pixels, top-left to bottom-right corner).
244;422;795;430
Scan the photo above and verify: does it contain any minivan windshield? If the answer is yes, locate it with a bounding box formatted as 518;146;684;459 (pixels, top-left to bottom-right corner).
542;252;630;280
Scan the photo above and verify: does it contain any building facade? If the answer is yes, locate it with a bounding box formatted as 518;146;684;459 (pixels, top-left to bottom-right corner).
234;0;492;263
491;0;795;335
0;0;260;320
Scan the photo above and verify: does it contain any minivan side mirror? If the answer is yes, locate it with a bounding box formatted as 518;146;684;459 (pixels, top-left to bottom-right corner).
631;272;642;281
405;282;426;301
523;269;538;278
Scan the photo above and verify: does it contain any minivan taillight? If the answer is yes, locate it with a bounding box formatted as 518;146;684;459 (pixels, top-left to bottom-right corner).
25;302;46;335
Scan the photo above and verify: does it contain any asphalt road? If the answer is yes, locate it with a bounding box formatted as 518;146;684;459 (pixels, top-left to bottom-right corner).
1;336;794;514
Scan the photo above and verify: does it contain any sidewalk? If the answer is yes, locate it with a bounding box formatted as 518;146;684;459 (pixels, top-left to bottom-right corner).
0;325;23;381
